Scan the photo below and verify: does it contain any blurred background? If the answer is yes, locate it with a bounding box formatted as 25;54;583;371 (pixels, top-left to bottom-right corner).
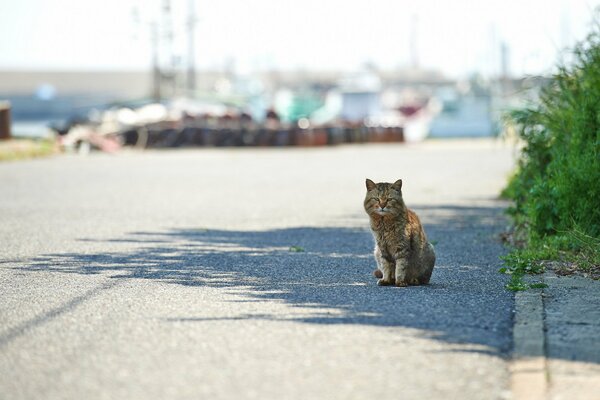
0;0;598;150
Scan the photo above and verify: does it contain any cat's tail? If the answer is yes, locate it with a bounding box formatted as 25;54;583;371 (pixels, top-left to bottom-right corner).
373;269;383;279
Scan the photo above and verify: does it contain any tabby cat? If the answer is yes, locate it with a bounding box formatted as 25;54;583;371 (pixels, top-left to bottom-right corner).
364;178;436;286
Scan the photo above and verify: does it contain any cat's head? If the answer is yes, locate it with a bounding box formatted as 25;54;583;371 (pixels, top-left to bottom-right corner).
364;178;404;217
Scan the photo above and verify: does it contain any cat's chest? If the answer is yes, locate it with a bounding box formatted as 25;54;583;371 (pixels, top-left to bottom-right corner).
372;227;403;246
371;220;408;246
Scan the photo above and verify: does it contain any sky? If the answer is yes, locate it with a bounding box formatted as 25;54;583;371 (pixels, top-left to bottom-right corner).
0;0;598;78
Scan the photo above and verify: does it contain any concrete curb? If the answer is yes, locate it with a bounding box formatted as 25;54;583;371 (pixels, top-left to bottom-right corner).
510;276;547;400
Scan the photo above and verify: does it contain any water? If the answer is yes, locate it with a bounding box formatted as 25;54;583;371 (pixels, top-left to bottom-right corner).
11;121;54;138
2;93;116;138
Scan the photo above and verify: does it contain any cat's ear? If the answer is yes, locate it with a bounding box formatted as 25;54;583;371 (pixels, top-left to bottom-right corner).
392;179;403;190
366;179;376;191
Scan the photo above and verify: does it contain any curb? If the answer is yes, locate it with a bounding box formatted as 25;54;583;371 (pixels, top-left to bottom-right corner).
510;276;547;400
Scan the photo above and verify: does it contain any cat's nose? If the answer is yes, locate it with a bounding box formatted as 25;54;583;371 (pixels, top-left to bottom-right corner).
379;201;387;209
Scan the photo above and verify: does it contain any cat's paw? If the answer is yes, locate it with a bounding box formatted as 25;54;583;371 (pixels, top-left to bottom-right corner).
395;279;408;287
409;277;420;285
377;278;393;286
373;269;383;279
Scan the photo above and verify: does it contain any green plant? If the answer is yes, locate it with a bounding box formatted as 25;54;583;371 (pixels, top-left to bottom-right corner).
289;246;305;252
529;283;548;289
0;138;57;161
501;20;600;285
500;251;546;275
500;250;547;291
505;274;530;292
505;30;600;239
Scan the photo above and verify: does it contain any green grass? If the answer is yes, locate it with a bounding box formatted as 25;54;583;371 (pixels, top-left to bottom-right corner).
500;20;600;288
505;274;531;292
499;248;547;291
529;283;549;289
500;228;600;290
0;138;57;161
289;246;305;252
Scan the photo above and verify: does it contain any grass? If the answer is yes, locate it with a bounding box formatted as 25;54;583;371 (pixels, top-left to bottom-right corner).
0;138;58;161
499;248;547;291
500;228;600;290
500;20;600;289
289;246;305;252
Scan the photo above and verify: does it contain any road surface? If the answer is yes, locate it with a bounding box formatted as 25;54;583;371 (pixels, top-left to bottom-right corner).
1;140;515;399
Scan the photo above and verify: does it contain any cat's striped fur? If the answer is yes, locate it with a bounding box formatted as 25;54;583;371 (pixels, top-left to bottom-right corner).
364;178;436;286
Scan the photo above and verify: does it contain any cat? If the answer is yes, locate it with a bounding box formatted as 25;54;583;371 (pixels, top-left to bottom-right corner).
364;178;436;286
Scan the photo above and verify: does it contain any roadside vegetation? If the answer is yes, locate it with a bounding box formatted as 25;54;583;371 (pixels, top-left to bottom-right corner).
0;138;58;161
500;25;600;290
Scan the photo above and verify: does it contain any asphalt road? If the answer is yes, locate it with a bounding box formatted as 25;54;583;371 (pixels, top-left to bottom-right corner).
0;140;516;400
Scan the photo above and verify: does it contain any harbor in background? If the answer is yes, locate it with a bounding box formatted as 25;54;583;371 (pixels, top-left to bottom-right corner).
0;67;545;151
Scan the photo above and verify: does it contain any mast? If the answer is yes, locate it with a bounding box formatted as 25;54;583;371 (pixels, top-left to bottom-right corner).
187;0;197;95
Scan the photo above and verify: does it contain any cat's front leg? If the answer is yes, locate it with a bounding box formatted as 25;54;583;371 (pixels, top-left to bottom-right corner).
374;246;395;286
378;260;395;286
394;256;410;287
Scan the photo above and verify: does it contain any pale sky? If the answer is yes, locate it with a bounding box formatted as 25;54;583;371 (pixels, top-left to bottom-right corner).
0;0;597;78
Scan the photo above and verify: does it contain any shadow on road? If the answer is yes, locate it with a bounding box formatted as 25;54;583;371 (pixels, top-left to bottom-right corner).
18;204;515;356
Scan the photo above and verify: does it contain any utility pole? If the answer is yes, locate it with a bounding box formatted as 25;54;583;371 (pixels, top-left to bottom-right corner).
162;0;176;97
187;0;197;95
151;21;161;102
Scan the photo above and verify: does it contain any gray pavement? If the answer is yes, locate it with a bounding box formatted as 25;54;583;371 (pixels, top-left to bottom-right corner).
516;271;600;400
1;140;517;399
545;271;600;400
